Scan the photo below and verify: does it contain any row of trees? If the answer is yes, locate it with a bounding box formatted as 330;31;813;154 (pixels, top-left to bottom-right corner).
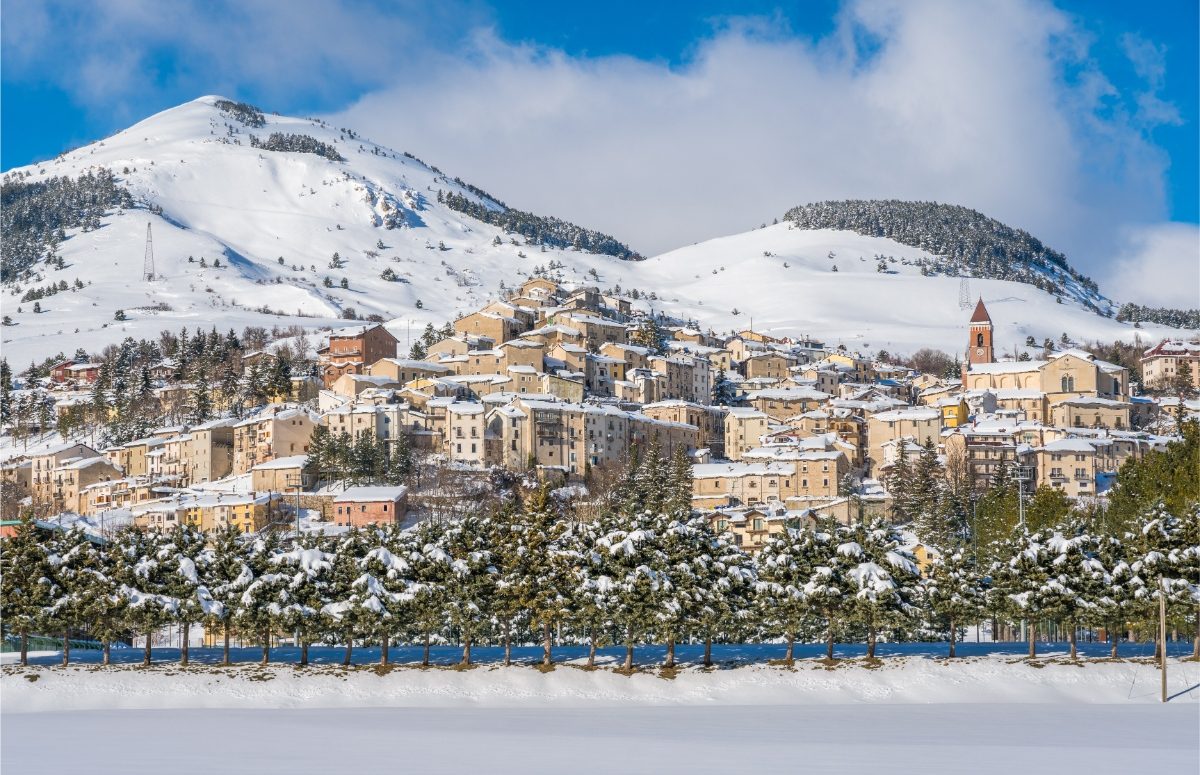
305;427;416;487
3;496;1194;670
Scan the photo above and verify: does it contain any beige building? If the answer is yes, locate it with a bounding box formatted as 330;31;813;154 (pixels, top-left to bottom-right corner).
746;387;830;421
233;406;317;475
31;442;102;505
724;408;771;461
866;407;941;471
1049;397;1131;430
1141;340;1200;389
1028;437;1117;497
185;418;236;485
453;310;527;344
641;400;726;457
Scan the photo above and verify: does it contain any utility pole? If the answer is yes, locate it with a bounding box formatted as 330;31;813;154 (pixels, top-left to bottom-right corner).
1160;584;1168;703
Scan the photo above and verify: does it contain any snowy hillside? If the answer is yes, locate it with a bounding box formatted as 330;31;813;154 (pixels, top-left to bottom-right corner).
0;96;1188;365
599;224;1187;356
0;97;638;365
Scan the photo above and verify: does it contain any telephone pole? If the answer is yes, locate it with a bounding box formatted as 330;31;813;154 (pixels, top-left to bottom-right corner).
143;223;156;282
1160;585;1168;702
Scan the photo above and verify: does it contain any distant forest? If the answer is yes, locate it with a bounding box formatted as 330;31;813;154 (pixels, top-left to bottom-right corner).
440;185;641;261
784;200;1105;311
0;169;134;283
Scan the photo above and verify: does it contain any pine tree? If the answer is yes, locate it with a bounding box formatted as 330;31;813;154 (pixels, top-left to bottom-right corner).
925;548;985;657
692;525;756;666
75;532;127;666
840;519;921;660
236;532;287;665
664;446;694;520
203;525;253;665
44;527;92;666
406;520;450;667
439;515;496;666
356;526;415;665
115;527;175;666
1129;502;1197;659
324;527;370;666
1042;522;1107;660
160;524;215;666
595;511;667;671
0;519;55;665
272;538;335;666
989;528;1051;658
756;526;827;663
711;367;738;406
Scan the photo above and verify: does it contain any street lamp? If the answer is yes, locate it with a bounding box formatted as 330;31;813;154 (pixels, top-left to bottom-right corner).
286;473;304;536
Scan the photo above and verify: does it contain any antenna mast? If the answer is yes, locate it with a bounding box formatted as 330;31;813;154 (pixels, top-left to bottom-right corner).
143;223;156;282
958;276;971;310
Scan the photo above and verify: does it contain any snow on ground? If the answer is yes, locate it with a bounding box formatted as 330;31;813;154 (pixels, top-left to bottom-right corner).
3;96;1189;368
3;644;1197;773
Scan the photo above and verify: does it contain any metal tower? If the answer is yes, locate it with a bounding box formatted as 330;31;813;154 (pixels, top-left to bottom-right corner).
958;276;971;310
143;223;155;282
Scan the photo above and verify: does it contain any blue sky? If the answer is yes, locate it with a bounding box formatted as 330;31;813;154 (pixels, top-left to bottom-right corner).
2;0;1197;303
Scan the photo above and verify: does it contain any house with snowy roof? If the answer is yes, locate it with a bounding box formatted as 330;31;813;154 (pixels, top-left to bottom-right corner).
317;323;400;389
331;485;408;528
1140;339;1200;390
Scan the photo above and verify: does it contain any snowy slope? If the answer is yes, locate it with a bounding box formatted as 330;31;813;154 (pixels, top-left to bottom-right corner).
597;224;1188;356
1;96;1188;365
0;97;638;365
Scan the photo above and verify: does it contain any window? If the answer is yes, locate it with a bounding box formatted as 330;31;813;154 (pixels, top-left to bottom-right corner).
753;519;764;531
383;504;388;512
1061;375;1075;392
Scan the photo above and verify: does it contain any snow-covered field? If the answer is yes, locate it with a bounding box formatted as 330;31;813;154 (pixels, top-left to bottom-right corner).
4;644;1197;773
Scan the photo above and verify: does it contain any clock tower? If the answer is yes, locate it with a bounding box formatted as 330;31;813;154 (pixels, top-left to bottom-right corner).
967;298;994;365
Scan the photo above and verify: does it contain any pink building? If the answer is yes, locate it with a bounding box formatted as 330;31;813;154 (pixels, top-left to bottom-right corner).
331;485;408;528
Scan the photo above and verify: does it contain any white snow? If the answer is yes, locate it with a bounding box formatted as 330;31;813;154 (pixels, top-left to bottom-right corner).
2;96;1190;368
2;646;1197;774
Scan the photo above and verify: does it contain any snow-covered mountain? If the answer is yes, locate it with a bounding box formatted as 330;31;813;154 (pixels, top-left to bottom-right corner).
0;96;1187;366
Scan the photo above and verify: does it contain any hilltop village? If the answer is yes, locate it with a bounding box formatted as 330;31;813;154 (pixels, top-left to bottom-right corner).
2;275;1197;549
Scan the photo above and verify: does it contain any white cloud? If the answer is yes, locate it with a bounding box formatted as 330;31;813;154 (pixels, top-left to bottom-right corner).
329;0;1183;291
1102;223;1200;308
3;0;1192;305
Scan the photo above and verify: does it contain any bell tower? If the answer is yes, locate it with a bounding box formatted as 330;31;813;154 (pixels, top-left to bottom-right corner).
967;298;994;365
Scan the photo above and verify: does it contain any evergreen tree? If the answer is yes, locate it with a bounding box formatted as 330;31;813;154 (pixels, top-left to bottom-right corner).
160;524;214;666
236;532;287;665
439;515;496;666
44;527;93;666
1042;523;1107;660
272;539;335;666
692;525;756;666
595;511;667;671
711;367;738;406
356;526;415;665
74;531;128;666
755;525;832;663
989;528;1051;658
203;525;253;665
840;520;921;659
0;519;55;664
324;527;371;666
925;548;985;657
115;527;175;666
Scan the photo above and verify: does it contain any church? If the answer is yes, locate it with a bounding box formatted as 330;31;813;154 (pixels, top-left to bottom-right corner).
960;299;1132;428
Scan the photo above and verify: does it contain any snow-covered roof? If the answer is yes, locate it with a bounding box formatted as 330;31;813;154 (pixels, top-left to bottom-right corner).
692;462;796;478
252;455;308;470
332;485;409;503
